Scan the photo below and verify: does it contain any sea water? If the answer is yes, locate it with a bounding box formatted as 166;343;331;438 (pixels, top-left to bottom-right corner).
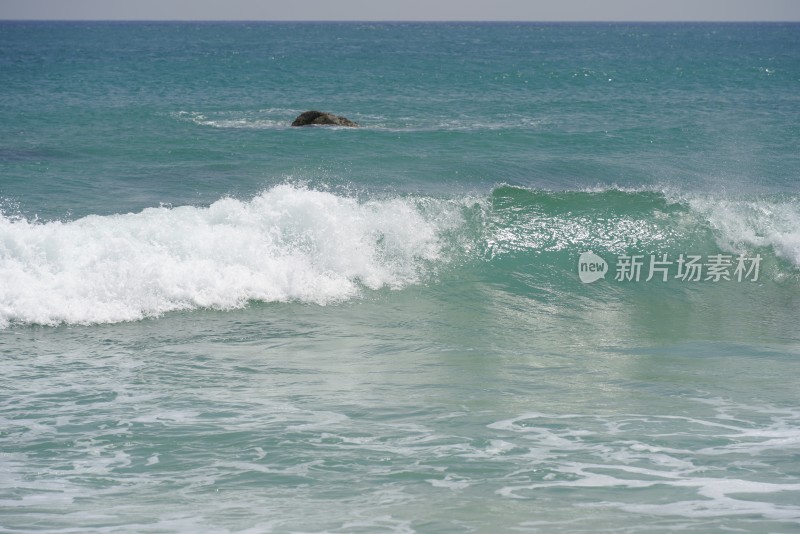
1;22;799;533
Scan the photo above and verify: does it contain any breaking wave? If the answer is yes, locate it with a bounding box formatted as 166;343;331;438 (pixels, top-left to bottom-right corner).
1;184;797;328
0;185;466;327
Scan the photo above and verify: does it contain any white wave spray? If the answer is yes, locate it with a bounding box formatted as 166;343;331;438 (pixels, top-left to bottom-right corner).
685;195;800;268
0;185;464;328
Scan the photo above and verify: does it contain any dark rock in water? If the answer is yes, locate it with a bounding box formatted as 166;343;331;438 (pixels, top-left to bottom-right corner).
291;110;359;127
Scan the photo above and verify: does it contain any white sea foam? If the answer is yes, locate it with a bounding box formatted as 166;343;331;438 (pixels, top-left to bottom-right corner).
687;195;800;269
574;185;800;270
638;186;800;270
0;185;462;328
491;399;800;525
175;109;298;130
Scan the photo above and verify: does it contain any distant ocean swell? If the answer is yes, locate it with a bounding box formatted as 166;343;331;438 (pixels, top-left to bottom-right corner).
0;184;797;328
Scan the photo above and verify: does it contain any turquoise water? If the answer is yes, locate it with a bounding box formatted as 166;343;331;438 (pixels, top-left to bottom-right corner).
1;22;799;533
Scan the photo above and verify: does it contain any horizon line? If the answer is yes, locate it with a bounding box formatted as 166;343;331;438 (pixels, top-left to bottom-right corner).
2;19;799;23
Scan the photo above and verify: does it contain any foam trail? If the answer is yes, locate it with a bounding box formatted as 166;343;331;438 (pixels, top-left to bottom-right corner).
0;185;462;328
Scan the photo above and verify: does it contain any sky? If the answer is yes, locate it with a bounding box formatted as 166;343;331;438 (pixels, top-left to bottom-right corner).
1;0;799;21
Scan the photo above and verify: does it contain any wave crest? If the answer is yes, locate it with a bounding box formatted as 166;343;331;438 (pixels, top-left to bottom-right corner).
2;184;797;328
0;185;463;327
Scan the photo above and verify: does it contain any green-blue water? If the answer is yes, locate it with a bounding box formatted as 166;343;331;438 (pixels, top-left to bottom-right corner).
1;22;799;533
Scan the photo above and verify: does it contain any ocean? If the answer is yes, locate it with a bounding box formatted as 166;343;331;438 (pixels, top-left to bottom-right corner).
1;21;799;533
